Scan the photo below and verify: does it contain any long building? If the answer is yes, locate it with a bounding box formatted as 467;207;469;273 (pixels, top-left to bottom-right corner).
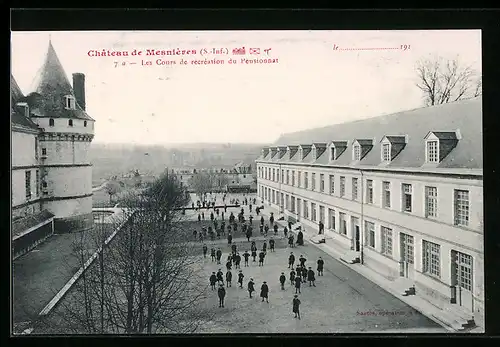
256;97;483;326
11;40;95;257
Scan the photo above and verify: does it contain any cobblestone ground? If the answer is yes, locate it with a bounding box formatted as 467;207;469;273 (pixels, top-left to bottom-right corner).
184;206;444;333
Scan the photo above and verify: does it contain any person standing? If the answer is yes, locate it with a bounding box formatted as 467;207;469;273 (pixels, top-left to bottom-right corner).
288;252;295;269
262;241;267;253
258;250;265;267
260;281;269;303
279;272;286;290
317;257;324;276
198;214;201;222
193;229;198;240
228;232;233;245
226;270;232;288
299;255;307;268
243;250;250;266
264;225;269;236
288;220;292;231
289;269;296;286
218;284;226;308
248;278;255;298
307;267;316;287
292;295;301;319
269;238;275;252
283;226;288;239
301;266;308;283
226;259;232;271
209;272;217;290
249;203;252;213
216;248;222;264
238;270;245;288
288;234;294;248
235;253;241;269
202;244;208;258
251;245;257;262
210;248;216;262
259;225;264;235
269;213;274;226
294;275;302;294
246;229;252;242
202;212;205;220
273;224;278;236
260;216;265;226
318;220;324;235
216;269;224;285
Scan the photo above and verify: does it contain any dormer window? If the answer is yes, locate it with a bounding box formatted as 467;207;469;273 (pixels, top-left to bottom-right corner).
426;140;439;163
380;136;407;163
49;118;55;127
352;139;374;161
330;141;348;161
330;147;336;161
16;102;29;118
353;144;361;161
298;148;303;159
68;119;73;127
65;95;76;109
311;147;317;159
424;131;458;164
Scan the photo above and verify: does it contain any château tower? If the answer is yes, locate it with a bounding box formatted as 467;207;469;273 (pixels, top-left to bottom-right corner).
25;40;95;233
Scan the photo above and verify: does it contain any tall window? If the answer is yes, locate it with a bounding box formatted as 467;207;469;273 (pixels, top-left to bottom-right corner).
297;199;301;217
366;179;373;204
339;212;347;235
303;200;308;219
298;171;302;187
311;173;316;191
311;203;317;222
353;144;361;161
426;140;439;163
402;184;413;212
422;240;441;278
382;143;391;162
329;175;335;194
291;196;296;213
292;170;295;186
285;194;289;210
68;119;73;127
49;118;55;126
25;170;31;199
352;178;359;200
365;221;375;248
382;181;391;208
84;120;87;127
281;169;284;183
340;176;346;197
320;174;325;192
272;169;275;181
425;186;438;218
454;190;470;227
286;170;290;184
319;206;325;224
304;172;309;189
35;170;40;196
328;208;336;230
380;226;393;256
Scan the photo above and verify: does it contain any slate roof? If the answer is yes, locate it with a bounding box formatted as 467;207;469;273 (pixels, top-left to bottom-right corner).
11;74;40;132
27;41;94;121
258;97;482;170
12;210;55;239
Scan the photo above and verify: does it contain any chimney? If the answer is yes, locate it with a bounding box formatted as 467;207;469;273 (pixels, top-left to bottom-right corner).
72;73;86;110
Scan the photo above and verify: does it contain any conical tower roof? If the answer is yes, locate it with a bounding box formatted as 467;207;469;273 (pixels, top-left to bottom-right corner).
11;74;24;107
27;40;93;121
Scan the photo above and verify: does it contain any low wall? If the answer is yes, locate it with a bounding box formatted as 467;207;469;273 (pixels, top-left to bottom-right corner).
54;213;94;234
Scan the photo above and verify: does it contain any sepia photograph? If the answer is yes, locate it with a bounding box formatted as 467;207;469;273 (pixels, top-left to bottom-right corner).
11;29;483;335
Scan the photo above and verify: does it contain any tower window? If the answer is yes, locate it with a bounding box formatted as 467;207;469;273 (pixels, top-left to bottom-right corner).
84;121;87;127
49;118;55;127
65;95;76;109
68;119;73;127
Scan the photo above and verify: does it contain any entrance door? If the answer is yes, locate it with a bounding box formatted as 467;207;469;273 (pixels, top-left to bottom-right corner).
351;217;360;251
451;250;474;312
354;225;360;252
399;233;415;279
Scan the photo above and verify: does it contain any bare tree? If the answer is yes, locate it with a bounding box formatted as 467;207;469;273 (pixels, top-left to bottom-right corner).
188;172;214;201
416;56;482;106
37;173;213;334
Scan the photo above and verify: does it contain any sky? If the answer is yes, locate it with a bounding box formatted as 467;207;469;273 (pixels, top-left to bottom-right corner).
11;30;481;145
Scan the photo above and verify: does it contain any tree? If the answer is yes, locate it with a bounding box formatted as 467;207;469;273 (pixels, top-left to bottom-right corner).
104;180;121;203
36;173;212;334
415;56;482;106
188;172;214;200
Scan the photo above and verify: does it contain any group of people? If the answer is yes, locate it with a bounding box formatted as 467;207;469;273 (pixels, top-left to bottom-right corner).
202;206;326;320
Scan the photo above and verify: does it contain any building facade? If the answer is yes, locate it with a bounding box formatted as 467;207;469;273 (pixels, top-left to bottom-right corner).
256;97;483;324
11;40;95;246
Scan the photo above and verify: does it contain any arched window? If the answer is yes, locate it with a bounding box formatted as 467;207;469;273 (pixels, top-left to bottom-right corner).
49;118;55;127
68;119;73;127
84;121;87;127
